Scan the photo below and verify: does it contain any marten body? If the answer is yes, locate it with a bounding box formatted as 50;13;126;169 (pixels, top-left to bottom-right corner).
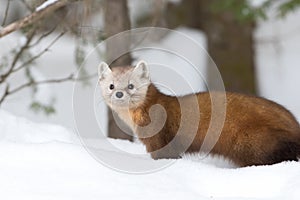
131;84;300;167
98;61;300;167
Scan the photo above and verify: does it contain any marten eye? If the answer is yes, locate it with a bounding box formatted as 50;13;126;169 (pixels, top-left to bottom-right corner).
109;84;114;90
128;84;134;90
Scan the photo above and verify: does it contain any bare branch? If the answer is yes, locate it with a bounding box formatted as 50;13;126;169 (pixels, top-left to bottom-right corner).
0;30;36;83
9;74;75;96
0;83;9;105
1;0;11;26
0;73;95;106
29;25;58;48
0;0;78;38
10;31;35;68
12;31;66;74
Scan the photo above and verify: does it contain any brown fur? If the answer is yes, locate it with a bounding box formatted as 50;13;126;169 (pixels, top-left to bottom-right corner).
128;84;300;167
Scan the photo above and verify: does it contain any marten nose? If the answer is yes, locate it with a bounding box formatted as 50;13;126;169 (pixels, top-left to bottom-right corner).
115;91;124;98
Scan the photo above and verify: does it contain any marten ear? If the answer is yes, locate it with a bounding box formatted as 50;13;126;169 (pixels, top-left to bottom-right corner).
98;62;111;80
133;60;149;79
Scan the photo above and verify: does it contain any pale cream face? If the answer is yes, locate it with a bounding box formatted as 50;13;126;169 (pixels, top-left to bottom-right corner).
98;61;151;110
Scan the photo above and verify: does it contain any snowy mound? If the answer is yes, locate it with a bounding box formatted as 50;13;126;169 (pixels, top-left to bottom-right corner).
0;110;299;200
0;110;77;144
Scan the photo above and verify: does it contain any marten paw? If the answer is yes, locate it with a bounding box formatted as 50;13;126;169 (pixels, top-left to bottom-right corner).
150;151;182;160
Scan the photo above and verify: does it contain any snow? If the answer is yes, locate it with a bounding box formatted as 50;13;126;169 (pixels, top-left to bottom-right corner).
254;5;300;121
0;110;300;200
0;32;83;131
166;0;182;5
132;27;207;95
249;0;268;8
0;27;208;138
1;23;300;135
36;0;59;12
1;2;300;199
0;110;77;144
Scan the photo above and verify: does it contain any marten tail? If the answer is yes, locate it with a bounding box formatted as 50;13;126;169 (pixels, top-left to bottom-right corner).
273;132;300;163
297;134;300;160
264;130;300;165
295;130;300;160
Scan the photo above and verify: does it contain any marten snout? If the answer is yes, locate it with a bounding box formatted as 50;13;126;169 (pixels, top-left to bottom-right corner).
115;91;124;98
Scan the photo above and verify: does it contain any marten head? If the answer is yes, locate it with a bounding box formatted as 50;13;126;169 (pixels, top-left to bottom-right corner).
98;60;151;109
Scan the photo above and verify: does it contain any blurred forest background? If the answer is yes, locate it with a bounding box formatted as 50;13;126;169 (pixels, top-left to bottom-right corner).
0;0;300;140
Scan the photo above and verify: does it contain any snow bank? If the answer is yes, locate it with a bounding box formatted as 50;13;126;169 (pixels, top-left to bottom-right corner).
0;110;300;200
0;110;77;144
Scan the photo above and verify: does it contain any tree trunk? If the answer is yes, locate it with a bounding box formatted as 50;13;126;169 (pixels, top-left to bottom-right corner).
104;0;133;140
166;0;256;94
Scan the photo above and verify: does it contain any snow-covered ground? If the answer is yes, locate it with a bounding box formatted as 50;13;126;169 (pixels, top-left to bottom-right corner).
1;110;300;200
1;2;300;200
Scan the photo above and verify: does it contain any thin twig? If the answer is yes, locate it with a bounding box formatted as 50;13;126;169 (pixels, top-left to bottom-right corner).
29;25;58;48
0;73;96;106
12;31;66;74
0;84;9;105
0;30;36;83
1;0;11;26
8;74;75;96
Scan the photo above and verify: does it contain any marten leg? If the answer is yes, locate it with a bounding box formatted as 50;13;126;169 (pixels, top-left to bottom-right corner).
150;148;182;160
139;132;181;159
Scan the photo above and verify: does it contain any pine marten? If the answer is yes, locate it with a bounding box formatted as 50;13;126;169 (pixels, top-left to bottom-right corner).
98;60;300;167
